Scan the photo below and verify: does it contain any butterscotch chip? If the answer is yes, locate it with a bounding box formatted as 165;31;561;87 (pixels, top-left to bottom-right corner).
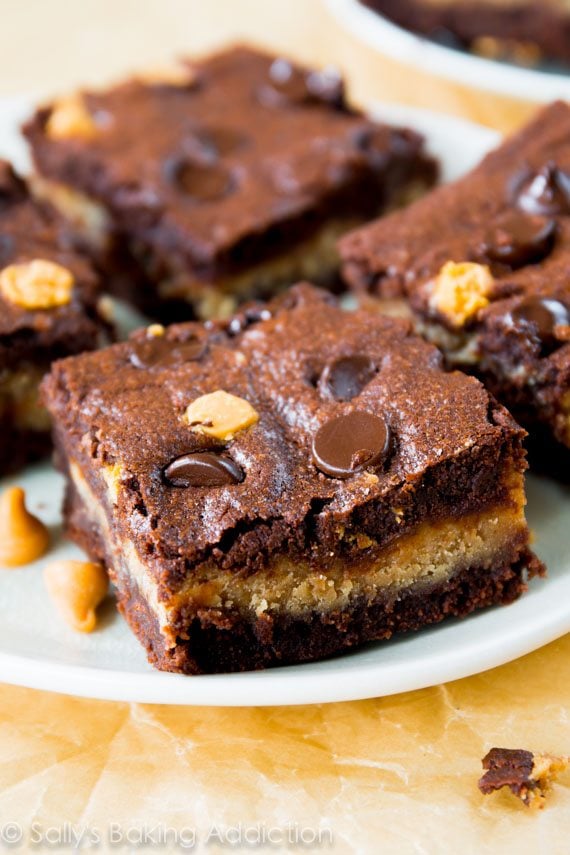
43;560;109;633
479;747;569;809
146;323;165;338
46;95;98;140
0;259;74;309
135;63;196;87
184;390;259;441
0;486;50;567
430;261;493;328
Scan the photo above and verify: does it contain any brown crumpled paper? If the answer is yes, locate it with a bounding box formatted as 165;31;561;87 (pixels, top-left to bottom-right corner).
0;635;569;853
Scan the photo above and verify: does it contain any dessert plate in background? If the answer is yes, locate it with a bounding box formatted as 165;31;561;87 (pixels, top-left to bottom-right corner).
327;0;570;104
1;98;569;706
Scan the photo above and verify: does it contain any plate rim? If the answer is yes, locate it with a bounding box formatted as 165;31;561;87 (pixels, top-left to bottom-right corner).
326;0;570;103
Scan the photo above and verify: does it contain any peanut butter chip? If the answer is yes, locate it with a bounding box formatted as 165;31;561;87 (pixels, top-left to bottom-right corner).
430;261;494;328
0;487;50;568
43;560;109;633
135;63;196;87
0;259;74;309
46;95;98;140
184;390;259;441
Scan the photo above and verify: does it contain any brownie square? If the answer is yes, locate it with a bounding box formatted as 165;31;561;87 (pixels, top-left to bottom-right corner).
341;101;570;472
24;46;437;321
42;284;541;674
361;0;570;67
0;161;105;474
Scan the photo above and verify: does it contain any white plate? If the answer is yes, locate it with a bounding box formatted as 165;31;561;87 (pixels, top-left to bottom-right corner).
1;99;569;707
327;0;570;103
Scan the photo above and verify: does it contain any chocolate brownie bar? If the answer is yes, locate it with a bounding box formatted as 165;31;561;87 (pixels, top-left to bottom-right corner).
42;284;542;675
341;101;570;470
362;0;570;67
0;161;105;474
23;46;437;321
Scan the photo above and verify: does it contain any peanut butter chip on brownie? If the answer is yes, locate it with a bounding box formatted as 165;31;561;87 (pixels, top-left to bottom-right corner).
312;411;390;479
0;259;74;309
430;261;493;328
164;452;244;487
46;95;98;140
184;390;259;441
0;487;50;568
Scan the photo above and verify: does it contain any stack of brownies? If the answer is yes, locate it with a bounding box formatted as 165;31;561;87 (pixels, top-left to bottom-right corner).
7;44;569;674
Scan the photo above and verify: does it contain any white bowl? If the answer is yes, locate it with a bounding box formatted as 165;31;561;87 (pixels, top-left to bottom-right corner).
326;0;570;103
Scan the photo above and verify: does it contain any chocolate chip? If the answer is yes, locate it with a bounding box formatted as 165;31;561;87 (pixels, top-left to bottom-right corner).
479;211;556;268
164;452;243;487
305;67;345;108
129;337;205;369
511;163;570;216
319;355;376;401
510;297;570;342
195;127;248;157
258;59;345;109
166;156;235;202
312;411;390;478
227;305;272;336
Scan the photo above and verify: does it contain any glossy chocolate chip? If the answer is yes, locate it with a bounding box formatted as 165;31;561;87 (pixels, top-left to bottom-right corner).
195;127;248;157
266;58;308;101
129;337;205;369
166;156;234;202
510;297;570;342
319;355;376;402
512;163;570;216
164;452;243;487
227;306;272;336
259;59;344;109
305;66;345;108
312;411;390;479
480;211;556;268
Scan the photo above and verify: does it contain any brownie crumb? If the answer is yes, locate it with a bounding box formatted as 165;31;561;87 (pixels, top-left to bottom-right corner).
479;747;569;809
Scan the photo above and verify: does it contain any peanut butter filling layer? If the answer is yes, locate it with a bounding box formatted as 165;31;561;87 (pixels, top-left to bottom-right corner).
70;461;529;646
